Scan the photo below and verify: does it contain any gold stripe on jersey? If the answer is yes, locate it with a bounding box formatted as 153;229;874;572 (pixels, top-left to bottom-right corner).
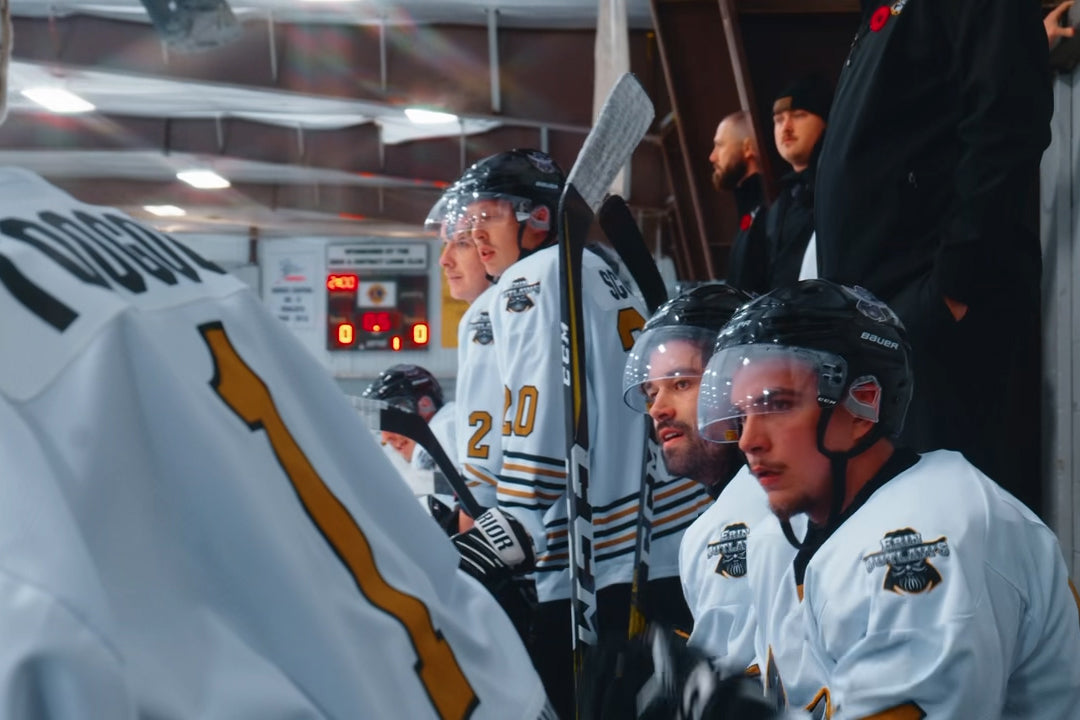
463;463;498;487
1070;579;1080;623
745;664;761;677
797;584;804;601
805;687;832;719
502;461;567;479
860;703;925;719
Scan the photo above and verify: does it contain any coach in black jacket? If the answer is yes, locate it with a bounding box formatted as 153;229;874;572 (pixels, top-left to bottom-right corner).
813;0;1053;514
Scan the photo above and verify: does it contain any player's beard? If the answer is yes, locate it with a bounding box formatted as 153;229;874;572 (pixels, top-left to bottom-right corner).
660;424;742;491
711;157;748;193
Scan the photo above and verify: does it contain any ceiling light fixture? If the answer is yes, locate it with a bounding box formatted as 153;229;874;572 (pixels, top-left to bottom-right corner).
404;107;459;125
176;170;231;190
143;205;187;217
21;88;96;114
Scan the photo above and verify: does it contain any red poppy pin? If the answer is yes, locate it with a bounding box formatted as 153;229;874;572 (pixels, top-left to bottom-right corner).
870;5;890;32
740;213;752;231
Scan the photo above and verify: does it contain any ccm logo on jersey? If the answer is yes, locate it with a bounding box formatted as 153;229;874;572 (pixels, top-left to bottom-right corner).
863;528;949;594
502;277;540;312
706;522;749;578
860;331;899;350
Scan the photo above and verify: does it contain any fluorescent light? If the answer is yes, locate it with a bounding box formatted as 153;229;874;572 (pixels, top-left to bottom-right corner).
143;205;187;217
21;87;95;114
404;107;459;125
176;169;230;190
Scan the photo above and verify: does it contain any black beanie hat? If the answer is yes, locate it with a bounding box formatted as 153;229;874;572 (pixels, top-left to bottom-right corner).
772;74;833;122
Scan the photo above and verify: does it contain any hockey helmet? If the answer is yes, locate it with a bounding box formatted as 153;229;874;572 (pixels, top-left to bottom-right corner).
361;364;445;419
622;283;754;412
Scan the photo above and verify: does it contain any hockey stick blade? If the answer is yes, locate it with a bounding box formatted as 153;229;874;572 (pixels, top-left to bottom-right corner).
565;73;654;215
598;194;668;314
379;406;486;520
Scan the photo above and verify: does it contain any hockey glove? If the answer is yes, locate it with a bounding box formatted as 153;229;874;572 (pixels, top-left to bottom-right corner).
425;494;460;537
452;509;537;643
580;623;792;720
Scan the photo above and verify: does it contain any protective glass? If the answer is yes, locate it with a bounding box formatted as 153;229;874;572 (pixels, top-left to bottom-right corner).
697;344;848;443
457;193;534;226
622;325;718;413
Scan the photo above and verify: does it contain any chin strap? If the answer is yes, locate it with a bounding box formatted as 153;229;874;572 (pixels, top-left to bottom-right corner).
780;404;885;551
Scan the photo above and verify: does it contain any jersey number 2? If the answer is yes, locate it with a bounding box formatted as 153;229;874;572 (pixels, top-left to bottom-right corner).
200;322;478;720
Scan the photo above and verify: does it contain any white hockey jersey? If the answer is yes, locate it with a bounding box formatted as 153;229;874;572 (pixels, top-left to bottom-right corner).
453;284;500;510
0;168;551;720
489;245;709;602
751;449;1080;719
678;465;778;678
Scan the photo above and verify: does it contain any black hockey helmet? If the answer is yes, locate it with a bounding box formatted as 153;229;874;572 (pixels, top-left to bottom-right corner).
622;283;754;412
699;279;912;443
361;364;445;419
453;148;565;221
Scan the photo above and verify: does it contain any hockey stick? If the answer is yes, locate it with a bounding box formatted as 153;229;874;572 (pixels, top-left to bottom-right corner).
379;406;486;520
597;193;670;639
598;194;668;315
558;72;654;711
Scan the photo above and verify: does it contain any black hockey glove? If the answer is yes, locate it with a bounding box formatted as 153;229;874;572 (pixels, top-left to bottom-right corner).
580;624;789;720
425;494;460;537
451;509;537;643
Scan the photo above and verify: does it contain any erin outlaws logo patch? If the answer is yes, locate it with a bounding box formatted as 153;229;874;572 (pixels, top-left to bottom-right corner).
502;277;541;313
469;311;493;345
707;522;749;578
863;527;949;594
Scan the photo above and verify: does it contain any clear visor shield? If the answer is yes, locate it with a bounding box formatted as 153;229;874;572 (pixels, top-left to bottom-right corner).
622;326;718;412
457;193;534;227
697;344;848;443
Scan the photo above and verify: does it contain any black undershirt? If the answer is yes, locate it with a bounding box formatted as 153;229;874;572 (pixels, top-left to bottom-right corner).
792;447;920;585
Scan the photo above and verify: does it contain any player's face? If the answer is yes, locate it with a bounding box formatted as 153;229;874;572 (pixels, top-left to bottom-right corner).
380;430;416;463
644;339;740;489
465;198;521;278
773;109;825;172
709;120;748;192
732;358;833;522
439;217;489;303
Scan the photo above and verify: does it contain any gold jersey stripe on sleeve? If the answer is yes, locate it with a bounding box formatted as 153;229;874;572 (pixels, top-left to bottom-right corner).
859;702;926;720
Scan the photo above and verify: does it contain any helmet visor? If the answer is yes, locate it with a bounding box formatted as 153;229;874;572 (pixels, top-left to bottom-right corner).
698;344;848;443
622;325;718;412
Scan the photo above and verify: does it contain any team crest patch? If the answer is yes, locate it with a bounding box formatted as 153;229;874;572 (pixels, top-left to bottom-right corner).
863;528;949;594
502;277;541;313
469;311;493;345
525;150;557;175
844;284;901;325
707;522;749;578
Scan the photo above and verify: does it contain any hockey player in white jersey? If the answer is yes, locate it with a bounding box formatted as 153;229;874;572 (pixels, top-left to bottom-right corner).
623;282;784;678
698;279;1080;718
429;184;500;517
0;163;557;718
453;148;708;717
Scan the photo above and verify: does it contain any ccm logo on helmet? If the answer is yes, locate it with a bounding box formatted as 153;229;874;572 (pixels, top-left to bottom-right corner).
860;331;899;350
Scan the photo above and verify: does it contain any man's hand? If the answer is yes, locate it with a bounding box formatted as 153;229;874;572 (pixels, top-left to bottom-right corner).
1046;1;1076;48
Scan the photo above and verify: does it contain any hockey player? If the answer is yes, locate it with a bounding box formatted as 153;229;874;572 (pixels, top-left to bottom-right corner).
623;282;790;677
698;279;1080;717
429;183;501;517
361;362;455;475
0;164;553;716
453;149;710;716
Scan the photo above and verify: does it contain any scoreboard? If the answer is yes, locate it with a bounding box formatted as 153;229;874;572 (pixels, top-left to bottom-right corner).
325;242;431;352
